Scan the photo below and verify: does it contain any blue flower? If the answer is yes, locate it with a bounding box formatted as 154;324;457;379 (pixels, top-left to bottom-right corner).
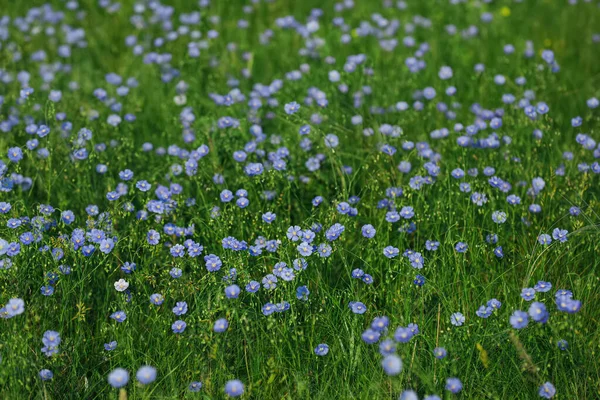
476;306;493;318
172;301;188;316
371;316;389;331
111;311;126;323
556;295;581;314
244;162;264;176
336;202;350;214
119;169;134;181
349;301;367;314
425;240;439;251
224;380;244;397
170;244;185;257
280;268;295;282
293;258;308;270
150;294;164;305
552;228;568;242
284;101;300;115
386;211;400;223
121;262;136;274
361;329;381;344
434;347;447;359
287;226;303;241
7;219;22;229
445;378;462;394
262;212;276;223
299;125;311;135
245;281;260;293
188;381;203;392
492;211;507;224
534;281;552;293
104;341;117;351
379;339;396;356
439;65;453;79
521;288;536;301
5;298;25;317
455;242;468;253
214;318;229;333
509;310;528;329
528;302;548;323
352;269;364;279
220;189;233;202
81;245;96;257
136;366;157;384
361;224;376;238
557;339;568;350
61;210;75;224
413;275;426;286
538;234;552;245
569;206;581;216
262;303;276;316
204;254;222;272
400;390;419;400
408;252;424;269
135;180;151;192
325;223;345;241
39;369;53;381
450;312;465;326
362;274;374;284
108;368;129;388
262;274;277;290
0;202;11;214
297;241;313;257
324;134;339;148
8;147;23;162
538;382;556;399
381;355;402;376
314;343;329;356
225;284;241;298
171;320;187;334
383;246;399;258
400;206;414;219
317;243;332;257
42;331;61;348
487;299;502;310
99;238;115;254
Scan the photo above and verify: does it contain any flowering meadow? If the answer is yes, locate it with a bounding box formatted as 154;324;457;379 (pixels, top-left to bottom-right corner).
1;0;600;398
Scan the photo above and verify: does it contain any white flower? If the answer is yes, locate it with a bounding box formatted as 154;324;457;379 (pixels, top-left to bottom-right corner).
173;94;187;106
114;279;129;292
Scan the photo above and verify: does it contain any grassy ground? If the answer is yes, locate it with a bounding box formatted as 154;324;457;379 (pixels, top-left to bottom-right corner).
0;0;599;399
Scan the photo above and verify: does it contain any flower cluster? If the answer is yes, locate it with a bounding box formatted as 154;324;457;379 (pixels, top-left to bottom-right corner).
0;0;596;398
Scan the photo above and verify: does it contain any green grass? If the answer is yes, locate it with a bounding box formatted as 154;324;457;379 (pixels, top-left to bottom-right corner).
0;0;599;399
